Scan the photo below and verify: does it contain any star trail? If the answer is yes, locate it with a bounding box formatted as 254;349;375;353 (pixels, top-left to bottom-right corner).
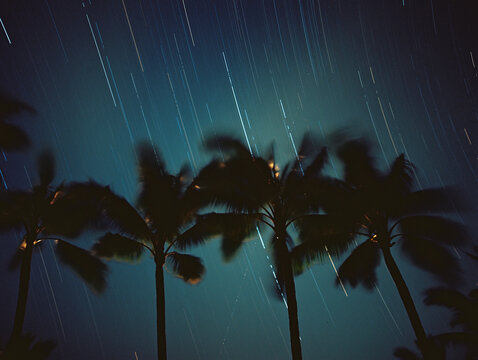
0;0;477;359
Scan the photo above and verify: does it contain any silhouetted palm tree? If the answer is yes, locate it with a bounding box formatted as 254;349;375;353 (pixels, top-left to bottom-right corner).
188;135;338;360
327;138;469;359
423;249;478;359
0;92;35;151
86;143;206;360
0;150;107;347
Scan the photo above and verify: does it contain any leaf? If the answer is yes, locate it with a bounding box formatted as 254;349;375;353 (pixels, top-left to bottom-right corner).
204;135;252;159
137;141;167;185
165;252;205;284
425;287;478;330
174;214;221;250
337;240;381;290
92;233;145;263
425;287;469;310
0;122;31;150
289;134;315;174
194;153;273;213
394;340;446;360
335;138;381;188
219;213;258;261
8;249;24;271
136;143;185;233
386;154;414;195
393;347;421;360
55;240;107;293
37;149;55;188
304;147;328;178
0;190;33;232
432;332;478;352
391;187;473;216
400;235;462;286
102;187;152;239
293;213;358;258
0;92;36;120
2;333;56;360
398;215;469;247
45;181;151;239
42;182;109;237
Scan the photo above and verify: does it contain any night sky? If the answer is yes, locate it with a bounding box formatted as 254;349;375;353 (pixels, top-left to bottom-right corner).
0;0;477;359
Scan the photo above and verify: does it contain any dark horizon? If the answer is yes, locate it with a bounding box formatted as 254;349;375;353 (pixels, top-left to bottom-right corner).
1;0;477;359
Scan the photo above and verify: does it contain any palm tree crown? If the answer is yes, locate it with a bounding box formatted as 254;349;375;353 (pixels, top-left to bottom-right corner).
326;138;469;359
0;150;106;347
188;135;339;360
85;143;206;360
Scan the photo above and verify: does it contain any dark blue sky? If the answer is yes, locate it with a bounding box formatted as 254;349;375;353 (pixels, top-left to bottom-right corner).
0;0;477;359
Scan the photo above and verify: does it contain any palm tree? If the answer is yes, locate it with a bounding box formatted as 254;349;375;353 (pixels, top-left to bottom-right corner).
423;249;478;359
0;92;35;151
0;150;107;347
187;135;338;360
325;138;469;359
86;143;206;360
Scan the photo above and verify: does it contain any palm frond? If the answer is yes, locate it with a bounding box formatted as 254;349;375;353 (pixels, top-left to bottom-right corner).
137;141;167;178
386;154;414;195
136;144;183;233
0;123;31;151
432;332;478;351
337;240;381;290
2;333;55;360
0;191;32;232
0;92;36;120
465;247;478;261
8;249;24;271
42;181;109;237
425;287;478;330
46;181;151;239
290;241;326;275
165;252;205;284
398;215;469;247
293;214;357;258
289;134;314;174
391;187;472;217
220;213;258;261
221;237;244;263
394;340;446;360
102;187;152;239
37;149;55;188
55;240;107;293
92;233;145;262
174;213;223;250
336;138;381;188
304;147;328;178
393;347;421;360
204;135;252;159
193;158;272;212
400;236;462;286
425;287;469;309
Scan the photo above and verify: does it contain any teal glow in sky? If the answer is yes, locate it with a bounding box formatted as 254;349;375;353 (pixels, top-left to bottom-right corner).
0;0;477;359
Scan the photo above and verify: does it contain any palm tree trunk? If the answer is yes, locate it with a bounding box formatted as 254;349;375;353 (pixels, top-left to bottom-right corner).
381;245;430;359
283;260;303;360
9;235;34;345
276;230;303;360
155;259;167;360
